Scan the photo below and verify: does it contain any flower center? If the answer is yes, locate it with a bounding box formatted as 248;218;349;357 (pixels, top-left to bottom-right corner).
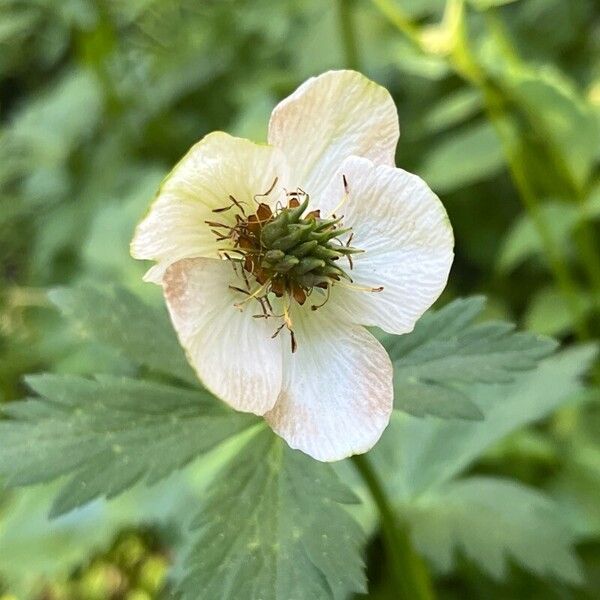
206;177;377;352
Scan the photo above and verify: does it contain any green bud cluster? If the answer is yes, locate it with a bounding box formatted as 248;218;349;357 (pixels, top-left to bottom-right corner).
257;195;362;292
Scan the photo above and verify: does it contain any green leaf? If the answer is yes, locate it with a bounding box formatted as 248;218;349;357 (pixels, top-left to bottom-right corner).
525;286;594;337
467;0;520;9
419;121;504;193
6;68;103;168
178;428;366;600
409;476;582;583
422;88;483;134
505;67;599;191
386;297;557;419
391;38;450;81
0;374;256;516
497;202;579;273
582;180;600;222
49;284;197;385
381;344;597;498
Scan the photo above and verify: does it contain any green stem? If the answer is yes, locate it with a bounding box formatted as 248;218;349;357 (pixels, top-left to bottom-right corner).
370;0;590;339
352;454;435;600
448;11;590;339
370;0;422;47
336;0;360;70
484;10;600;308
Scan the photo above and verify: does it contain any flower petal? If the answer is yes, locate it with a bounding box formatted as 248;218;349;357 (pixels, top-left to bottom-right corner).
131;132;288;283
327;156;454;334
265;309;393;461
268;70;399;200
163;257;283;415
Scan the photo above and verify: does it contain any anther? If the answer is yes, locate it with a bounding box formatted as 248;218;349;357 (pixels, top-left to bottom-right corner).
311;284;331;311
253;177;279;203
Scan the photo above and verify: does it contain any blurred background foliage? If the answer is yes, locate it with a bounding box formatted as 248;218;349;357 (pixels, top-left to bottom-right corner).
0;0;599;598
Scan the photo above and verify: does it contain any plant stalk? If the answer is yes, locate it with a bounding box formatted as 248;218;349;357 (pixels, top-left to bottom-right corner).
370;0;591;339
352;454;435;600
336;0;360;70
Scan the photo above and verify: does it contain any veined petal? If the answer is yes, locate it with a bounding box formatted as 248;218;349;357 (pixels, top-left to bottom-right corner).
131;132;288;283
268;70;399;201
265;309;393;462
327;156;454;334
163;258;283;415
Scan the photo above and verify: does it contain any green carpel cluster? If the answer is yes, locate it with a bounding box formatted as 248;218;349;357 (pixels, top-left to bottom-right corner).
235;194;362;304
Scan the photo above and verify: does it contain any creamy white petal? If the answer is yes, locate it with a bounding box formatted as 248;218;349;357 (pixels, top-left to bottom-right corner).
131;132;289;283
326;156;454;334
268;70;399;201
265;309;393;461
163;257;283;415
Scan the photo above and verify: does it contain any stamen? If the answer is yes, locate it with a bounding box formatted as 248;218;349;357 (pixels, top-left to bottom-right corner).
255;297;270;318
204;220;233;229
233;280;271;309
210;230;230;241
213;175;372;353
212;195;247;215
228;285;251;295
286;187;307;197
253;176;279;204
327;173;350;218
224;253;241;278
335;280;384;293
271;322;286;338
310;284;331;311
282;292;293;330
346;232;354;270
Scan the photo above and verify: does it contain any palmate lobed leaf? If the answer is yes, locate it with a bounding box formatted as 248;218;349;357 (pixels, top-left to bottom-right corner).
178;428;366;600
48;284;198;385
382;344;597;497
0;289;588;596
409;476;582;584
372;344;597;585
0;374;257;517
386;296;558;419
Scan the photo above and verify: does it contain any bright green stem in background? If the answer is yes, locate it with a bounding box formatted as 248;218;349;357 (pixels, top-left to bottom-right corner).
371;0;594;340
483;10;600;312
336;0;361;70
448;7;591;339
352;454;435;600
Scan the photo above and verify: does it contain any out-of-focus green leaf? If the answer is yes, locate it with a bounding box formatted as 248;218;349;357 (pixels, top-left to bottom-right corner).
0;374;256;516
504;67;599;191
419;121;504;192
0;8;37;44
177;428;366;600
422;88;482;134
3;68;103;169
497;202;579;273
582;181;600;221
81;167;164;287
391;38;451;80
468;0;520;10
385;297;557;419
409;476;582;583
525;287;595;337
49;284;197;385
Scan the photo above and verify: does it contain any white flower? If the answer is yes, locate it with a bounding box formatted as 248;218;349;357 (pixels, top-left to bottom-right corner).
131;70;454;461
